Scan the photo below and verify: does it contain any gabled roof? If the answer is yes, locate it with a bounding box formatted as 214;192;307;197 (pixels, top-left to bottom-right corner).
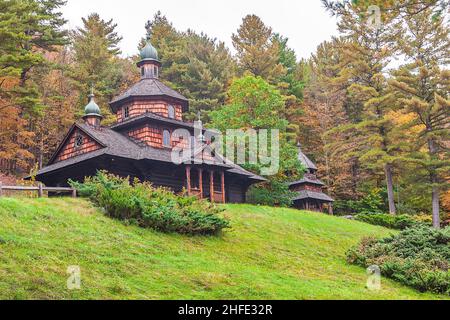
47;123;107;165
293;190;334;203
110;78;188;111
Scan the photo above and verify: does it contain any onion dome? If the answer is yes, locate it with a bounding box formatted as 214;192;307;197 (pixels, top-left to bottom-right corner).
84;93;102;117
140;40;159;61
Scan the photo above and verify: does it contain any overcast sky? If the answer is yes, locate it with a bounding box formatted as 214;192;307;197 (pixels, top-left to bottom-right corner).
62;0;339;60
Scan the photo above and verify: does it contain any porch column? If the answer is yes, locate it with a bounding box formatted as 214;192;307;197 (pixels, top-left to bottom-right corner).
328;203;334;216
199;168;203;199
221;171;226;203
210;170;214;203
186;166;191;196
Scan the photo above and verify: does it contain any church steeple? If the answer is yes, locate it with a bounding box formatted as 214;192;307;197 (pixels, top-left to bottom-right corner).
137;27;161;79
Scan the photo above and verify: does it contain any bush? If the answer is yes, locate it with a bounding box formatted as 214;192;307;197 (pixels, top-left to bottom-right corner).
70;171;230;236
355;213;421;230
347;226;450;295
334;188;387;215
247;180;296;207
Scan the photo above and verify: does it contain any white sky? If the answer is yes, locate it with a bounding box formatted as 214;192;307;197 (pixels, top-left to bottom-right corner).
62;0;339;60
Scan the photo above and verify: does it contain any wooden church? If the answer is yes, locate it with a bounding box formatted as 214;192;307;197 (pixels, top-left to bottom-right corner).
288;144;334;214
33;33;265;204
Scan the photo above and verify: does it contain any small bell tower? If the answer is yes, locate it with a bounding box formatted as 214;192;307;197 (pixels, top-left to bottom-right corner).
82;89;103;127
137;26;161;79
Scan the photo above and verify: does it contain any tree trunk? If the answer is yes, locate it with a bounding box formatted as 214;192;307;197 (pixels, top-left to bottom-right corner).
428;137;440;229
432;183;440;229
384;163;396;215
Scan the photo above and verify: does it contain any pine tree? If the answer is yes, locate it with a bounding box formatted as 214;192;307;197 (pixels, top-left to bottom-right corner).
301;38;360;200
389;7;449;228
143;12;236;122
323;0;403;214
272;34;308;144
182;31;236;121
142;11;188;89
232;15;286;83
70;13;128;123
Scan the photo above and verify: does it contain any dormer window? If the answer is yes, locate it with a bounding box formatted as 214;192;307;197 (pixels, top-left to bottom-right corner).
123;106;130;119
163;129;171;148
168;105;175;119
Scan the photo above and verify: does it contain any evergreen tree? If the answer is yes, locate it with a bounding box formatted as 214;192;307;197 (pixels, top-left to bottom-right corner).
323;0;403;214
142;11;188;89
182;31;236;121
0;0;67;172
0;0;67;116
272;34;308;144
302;38;360;200
70;13;128;122
389;8;449;228
144;12;236;121
232;15;286;83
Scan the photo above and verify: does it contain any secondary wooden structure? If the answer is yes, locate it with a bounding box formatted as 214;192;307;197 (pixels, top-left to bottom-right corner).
33;33;265;203
288;144;334;214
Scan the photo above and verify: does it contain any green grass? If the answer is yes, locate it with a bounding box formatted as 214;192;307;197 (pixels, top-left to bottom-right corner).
0;197;446;300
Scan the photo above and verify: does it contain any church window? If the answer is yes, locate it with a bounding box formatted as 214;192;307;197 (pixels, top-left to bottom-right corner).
124;106;130;119
168;105;175;119
163;130;171;148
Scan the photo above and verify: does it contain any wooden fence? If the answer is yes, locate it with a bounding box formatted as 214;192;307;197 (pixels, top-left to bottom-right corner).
0;182;77;198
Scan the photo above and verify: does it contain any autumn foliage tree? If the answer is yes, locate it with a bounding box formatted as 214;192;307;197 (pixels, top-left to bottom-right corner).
389;7;449;228
0;0;67;173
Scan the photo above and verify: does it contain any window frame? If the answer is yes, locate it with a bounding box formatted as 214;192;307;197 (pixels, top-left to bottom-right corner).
162;129;171;148
74;133;84;150
123;106;130;119
167;104;175;119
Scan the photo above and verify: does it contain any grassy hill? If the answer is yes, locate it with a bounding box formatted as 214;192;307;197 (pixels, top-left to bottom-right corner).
0;197;445;300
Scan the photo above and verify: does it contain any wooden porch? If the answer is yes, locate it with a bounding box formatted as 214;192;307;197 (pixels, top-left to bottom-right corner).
185;166;226;203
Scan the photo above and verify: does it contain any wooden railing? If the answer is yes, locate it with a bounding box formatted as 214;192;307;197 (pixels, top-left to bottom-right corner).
0;182;77;198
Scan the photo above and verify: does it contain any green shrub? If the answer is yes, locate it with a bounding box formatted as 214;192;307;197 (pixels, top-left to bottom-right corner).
334;188;388;215
347;226;450;295
355;213;421;230
247;180;296;207
70;171;230;236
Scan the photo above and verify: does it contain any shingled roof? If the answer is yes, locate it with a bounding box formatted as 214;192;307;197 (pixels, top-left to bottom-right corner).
298;148;317;171
110;78;189;112
110;112;197;131
36;122;265;182
293;190;334;203
288;177;325;187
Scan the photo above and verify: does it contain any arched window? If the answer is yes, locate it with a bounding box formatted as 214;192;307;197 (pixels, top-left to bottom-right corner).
163;130;171;148
168;105;175;119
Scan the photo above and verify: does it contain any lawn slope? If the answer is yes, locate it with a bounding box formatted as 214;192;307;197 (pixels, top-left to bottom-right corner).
0;198;445;300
